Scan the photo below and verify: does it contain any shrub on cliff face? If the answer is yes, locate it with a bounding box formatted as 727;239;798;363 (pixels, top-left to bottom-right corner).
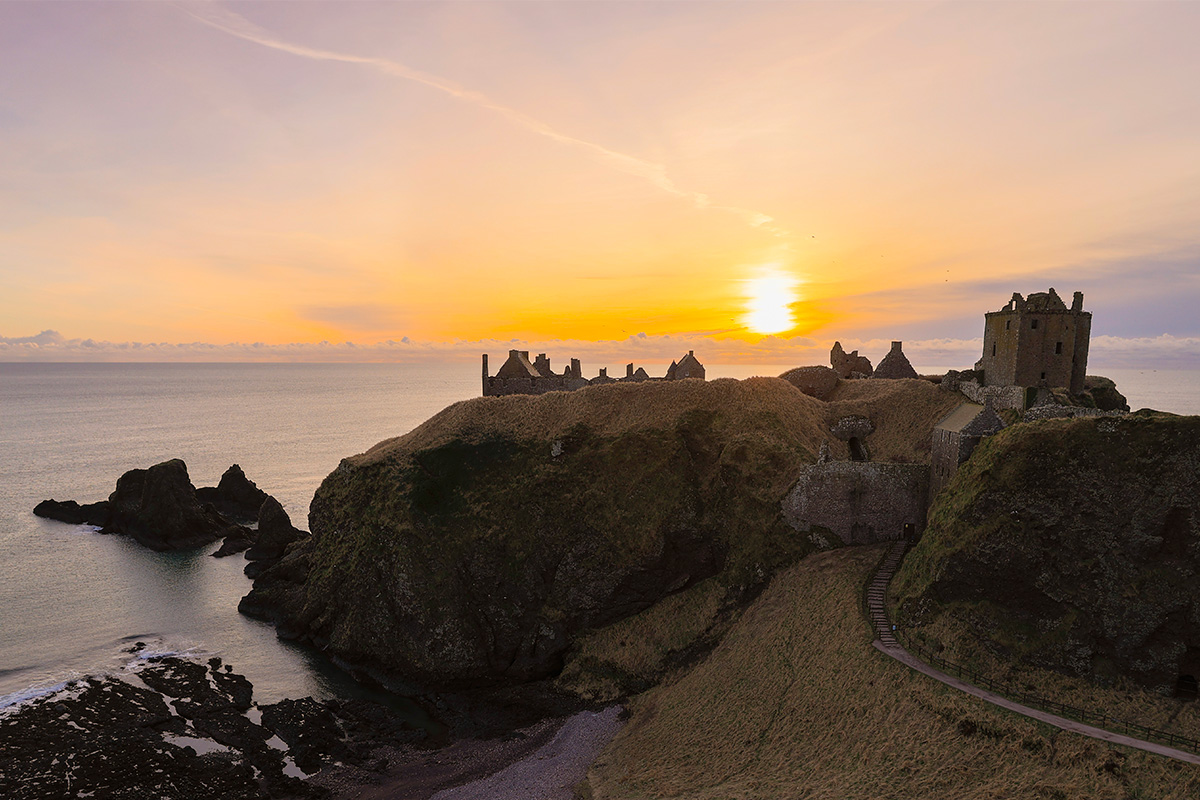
243;377;958;692
893;412;1200;693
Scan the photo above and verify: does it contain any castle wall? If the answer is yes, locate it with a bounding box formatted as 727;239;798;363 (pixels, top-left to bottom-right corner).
929;428;983;498
957;380;1026;411
1012;312;1083;392
781;461;928;545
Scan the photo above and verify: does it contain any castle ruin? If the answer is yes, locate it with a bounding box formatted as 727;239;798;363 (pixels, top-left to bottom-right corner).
976;288;1091;394
482;350;705;396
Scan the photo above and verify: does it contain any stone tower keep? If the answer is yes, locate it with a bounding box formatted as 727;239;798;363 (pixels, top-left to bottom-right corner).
977;288;1091;394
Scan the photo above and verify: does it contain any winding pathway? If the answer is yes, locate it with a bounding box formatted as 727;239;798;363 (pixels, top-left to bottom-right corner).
866;541;1200;766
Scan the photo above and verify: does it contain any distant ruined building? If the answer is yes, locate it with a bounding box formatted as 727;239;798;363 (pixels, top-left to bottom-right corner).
482;350;705;396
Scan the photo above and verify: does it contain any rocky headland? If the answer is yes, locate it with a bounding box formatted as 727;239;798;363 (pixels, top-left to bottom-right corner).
239;377;960;699
893;412;1200;694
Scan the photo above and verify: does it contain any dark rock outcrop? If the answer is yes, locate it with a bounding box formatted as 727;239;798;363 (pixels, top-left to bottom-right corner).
212;525;255;557
106;459;228;551
195;464;270;524
33;498;111;527
243;498;308;578
894;413;1200;694
1083;375;1131;412
37;460;283;554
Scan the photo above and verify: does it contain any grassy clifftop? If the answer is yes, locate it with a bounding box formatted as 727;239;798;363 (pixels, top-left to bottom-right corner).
893;412;1200;693
242;376;956;693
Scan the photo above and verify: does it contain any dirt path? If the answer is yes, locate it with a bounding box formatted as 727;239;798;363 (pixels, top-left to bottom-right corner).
867;541;1200;766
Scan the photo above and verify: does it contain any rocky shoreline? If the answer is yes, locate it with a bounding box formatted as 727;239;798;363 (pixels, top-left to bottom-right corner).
0;651;619;800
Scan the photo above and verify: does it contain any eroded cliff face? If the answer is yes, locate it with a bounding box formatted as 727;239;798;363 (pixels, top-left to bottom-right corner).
894;413;1200;693
242;377;958;692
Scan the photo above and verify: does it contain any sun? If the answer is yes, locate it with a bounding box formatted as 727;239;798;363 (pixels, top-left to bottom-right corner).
742;268;799;335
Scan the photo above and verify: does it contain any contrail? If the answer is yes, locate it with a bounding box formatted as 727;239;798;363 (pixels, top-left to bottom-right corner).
181;3;786;237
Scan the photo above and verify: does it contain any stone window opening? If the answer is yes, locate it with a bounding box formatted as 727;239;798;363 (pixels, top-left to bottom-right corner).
1031;319;1039;329
848;436;867;462
1040;372;1047;380
1055;341;1063;355
1005;320;1011;330
991;343;997;357
1176;674;1198;700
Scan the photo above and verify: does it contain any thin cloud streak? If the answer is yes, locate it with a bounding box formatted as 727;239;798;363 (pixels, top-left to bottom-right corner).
181;3;786;237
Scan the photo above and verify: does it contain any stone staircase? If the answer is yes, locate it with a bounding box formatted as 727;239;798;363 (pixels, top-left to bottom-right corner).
867;540;908;649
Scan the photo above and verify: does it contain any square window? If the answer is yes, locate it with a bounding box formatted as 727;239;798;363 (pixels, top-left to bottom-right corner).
1031;319;1039;329
1055;341;1063;355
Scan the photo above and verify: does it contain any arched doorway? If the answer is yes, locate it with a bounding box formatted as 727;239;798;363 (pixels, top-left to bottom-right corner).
848;436;867;462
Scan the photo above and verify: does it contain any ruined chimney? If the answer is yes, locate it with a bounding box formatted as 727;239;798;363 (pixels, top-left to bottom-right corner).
891;341;902;352
689;350;694;356
570;358;581;379
626;363;634;379
1072;291;1084;312
599;367;607;378
481;354;489;396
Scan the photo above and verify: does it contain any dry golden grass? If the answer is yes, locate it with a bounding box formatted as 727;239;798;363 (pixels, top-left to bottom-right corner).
352;376;960;468
582;547;1200;800
906;612;1200;743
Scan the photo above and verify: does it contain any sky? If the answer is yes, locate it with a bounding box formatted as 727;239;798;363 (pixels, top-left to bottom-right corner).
2;1;1199;367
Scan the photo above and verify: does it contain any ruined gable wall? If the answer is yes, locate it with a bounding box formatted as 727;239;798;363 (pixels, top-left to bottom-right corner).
781;461;929;545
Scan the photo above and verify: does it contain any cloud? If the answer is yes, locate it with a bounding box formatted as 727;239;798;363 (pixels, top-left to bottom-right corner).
3;328;1196;369
0;330;66;346
180;3;785;237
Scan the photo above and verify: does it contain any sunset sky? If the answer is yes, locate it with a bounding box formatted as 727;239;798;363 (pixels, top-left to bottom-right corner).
2;1;1199;366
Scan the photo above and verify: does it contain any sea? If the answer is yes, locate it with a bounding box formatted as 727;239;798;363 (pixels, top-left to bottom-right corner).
1;362;1197;711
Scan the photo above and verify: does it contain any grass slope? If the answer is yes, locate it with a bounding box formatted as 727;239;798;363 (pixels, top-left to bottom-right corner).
582;547;1200;800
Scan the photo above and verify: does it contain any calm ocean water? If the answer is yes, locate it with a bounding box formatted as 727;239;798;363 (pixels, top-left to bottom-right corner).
1;362;1196;708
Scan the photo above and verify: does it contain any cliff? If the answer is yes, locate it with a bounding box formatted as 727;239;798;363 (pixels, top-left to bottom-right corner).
893;412;1200;693
242;376;958;692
